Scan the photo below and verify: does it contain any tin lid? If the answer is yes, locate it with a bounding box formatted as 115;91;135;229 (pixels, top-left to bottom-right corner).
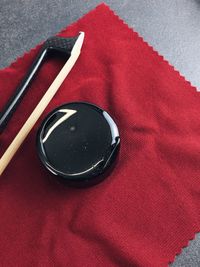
36;102;120;187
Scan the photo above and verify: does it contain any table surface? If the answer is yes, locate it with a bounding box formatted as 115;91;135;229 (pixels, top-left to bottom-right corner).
0;1;200;266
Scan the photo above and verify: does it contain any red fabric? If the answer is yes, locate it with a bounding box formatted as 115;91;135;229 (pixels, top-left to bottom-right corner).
0;4;200;266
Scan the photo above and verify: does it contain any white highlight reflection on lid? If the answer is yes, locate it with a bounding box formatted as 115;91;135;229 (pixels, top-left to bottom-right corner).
103;111;119;144
42;109;77;143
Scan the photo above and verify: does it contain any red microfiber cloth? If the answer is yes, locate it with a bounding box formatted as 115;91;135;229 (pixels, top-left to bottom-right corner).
0;3;200;266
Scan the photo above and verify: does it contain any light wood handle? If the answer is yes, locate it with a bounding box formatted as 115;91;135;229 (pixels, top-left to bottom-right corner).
0;32;85;175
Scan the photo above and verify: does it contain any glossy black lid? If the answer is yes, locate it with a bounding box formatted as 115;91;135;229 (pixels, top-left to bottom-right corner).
36;102;120;187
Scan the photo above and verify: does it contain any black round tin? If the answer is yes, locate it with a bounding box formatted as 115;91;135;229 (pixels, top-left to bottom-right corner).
36;102;120;187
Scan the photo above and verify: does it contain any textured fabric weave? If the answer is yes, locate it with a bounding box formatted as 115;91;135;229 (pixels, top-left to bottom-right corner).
0;4;200;266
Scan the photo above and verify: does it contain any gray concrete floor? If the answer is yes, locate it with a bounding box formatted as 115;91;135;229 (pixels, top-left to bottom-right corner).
1;1;200;266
